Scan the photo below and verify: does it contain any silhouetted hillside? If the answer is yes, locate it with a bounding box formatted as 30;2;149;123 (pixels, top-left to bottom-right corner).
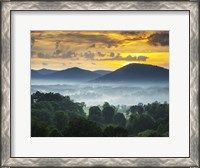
31;70;43;78
37;68;57;75
93;70;112;75
91;64;169;83
42;67;101;82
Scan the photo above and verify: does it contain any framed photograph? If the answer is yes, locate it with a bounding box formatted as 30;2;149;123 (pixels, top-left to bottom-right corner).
1;0;199;167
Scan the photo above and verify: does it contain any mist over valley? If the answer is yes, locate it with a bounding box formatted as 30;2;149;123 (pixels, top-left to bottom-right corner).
31;64;169;107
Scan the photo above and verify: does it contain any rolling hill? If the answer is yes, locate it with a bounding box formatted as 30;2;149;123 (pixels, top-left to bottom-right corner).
32;67;101;82
37;68;57;75
31;64;169;83
91;63;169;83
93;70;112;75
31;70;43;78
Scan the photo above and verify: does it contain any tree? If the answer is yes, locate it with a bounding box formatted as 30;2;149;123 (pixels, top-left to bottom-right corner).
64;117;103;137
31;109;51;125
156;117;169;135
88;106;103;123
128;103;144;115
38;92;65;102
54;111;68;131
144;101;163;119
103;125;115;136
102;102;110;109
127;113;155;135
103;125;128;137
113;113;126;127
31;101;53;112
129;105;137;114
102;106;115;124
114;126;128;137
31;119;49;137
49;128;63;137
137;103;144;114
137;129;160;137
135;113;155;133
31;91;44;102
126;113;140;135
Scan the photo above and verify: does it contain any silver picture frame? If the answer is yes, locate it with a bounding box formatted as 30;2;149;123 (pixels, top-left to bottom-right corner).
1;1;199;167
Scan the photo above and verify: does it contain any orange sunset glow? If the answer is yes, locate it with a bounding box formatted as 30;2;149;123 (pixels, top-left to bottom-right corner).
31;31;169;71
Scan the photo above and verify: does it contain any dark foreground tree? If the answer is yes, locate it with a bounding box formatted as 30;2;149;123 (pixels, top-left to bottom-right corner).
88;106;103;123
128;103;144;115
49;128;63;137
31;119;49;137
54;111;68;131
63;117;103;137
137;129;160;137
137;113;155;132
31;92;169;137
127;113;155;135
102;106;115;124
103;125;128;137
113;113;126;127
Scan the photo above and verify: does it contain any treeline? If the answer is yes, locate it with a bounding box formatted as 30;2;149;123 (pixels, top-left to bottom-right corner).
31;91;169;137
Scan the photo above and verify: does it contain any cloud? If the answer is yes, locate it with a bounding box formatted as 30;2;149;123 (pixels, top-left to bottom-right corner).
136;56;149;61
102;55;148;61
88;44;96;48
55;49;62;55
121;31;148;41
31;37;35;48
34;50;79;60
55;41;61;49
31;33;43;48
120;31;140;35
31;32;122;48
110;52;115;57
37;52;47;58
31;51;37;58
115;53;121;59
42;62;48;66
52;41;63;57
97;52;105;57
65;33;121;48
126;55;148;61
63;51;76;58
148;32;169;46
84;51;95;59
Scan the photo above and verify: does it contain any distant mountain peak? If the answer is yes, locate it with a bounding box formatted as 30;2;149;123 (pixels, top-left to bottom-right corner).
40;68;49;70
33;68;58;75
68;67;82;70
32;66;101;82
91;63;169;83
32;64;169;84
124;63;167;70
61;67;90;72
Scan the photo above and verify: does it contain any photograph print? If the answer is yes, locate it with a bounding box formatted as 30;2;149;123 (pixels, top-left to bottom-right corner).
31;31;169;137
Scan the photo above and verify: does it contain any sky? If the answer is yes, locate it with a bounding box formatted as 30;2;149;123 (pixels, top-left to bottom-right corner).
31;31;169;71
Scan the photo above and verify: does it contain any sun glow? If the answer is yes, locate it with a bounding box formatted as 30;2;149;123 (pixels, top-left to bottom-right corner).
31;31;169;70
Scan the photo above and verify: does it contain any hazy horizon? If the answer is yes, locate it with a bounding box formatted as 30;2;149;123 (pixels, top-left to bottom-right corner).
31;82;169;106
31;63;169;71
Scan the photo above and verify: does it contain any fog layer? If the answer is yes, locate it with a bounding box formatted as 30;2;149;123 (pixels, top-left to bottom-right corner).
31;81;169;106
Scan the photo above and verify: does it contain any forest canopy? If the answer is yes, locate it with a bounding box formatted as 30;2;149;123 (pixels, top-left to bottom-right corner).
31;91;169;137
